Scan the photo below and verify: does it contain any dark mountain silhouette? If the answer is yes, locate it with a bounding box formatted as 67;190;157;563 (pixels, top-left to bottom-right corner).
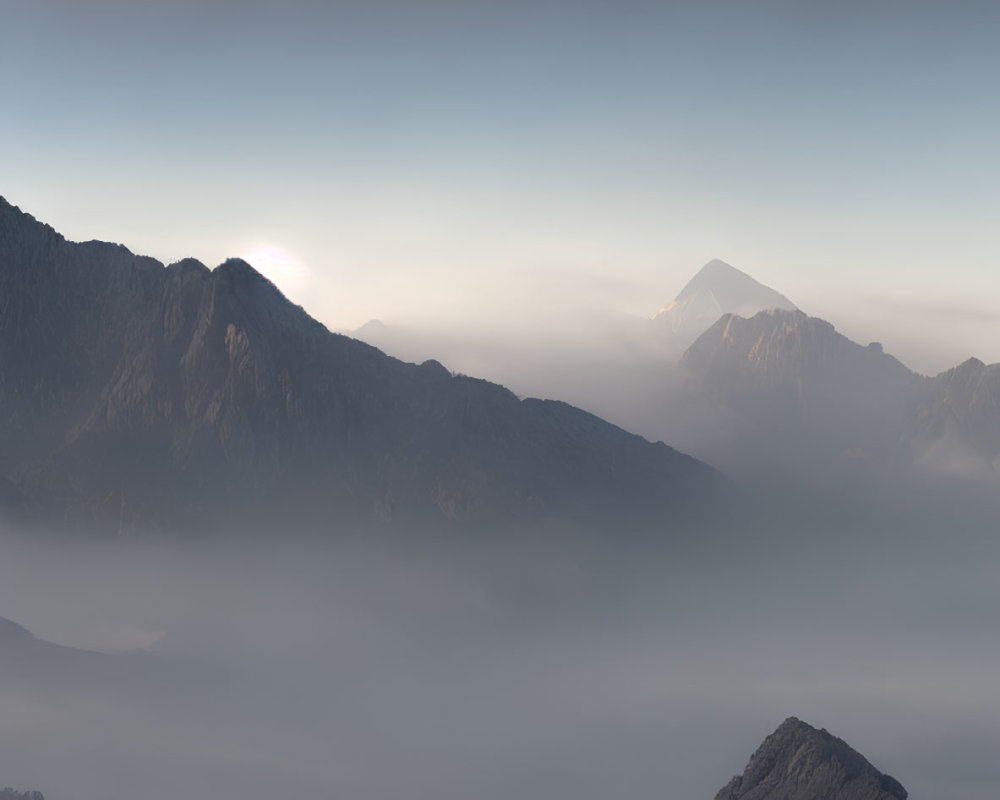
715;717;907;800
0;196;721;532
654;259;797;353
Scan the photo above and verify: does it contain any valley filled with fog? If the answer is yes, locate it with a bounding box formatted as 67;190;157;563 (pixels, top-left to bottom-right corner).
2;487;998;800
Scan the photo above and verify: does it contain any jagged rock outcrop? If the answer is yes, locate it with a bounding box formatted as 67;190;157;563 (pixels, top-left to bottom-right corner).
0;196;721;532
715;717;907;800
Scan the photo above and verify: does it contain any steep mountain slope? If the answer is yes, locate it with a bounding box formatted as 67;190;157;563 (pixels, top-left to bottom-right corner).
715;717;907;800
675;309;929;481
654;259;797;352
911;357;1000;478
0;196;720;532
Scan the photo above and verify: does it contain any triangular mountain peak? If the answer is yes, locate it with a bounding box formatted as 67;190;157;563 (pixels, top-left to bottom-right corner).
654;259;797;349
715;716;907;800
672;259;797;310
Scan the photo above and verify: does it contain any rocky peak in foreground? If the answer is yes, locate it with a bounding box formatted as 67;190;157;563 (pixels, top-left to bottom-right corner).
715;717;907;800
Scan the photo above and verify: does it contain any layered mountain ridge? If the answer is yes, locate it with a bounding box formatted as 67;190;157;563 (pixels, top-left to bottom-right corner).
676;304;1000;484
654;259;797;351
0;196;721;532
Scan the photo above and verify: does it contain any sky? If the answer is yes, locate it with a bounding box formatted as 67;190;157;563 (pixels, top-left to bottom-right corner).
2;0;1000;370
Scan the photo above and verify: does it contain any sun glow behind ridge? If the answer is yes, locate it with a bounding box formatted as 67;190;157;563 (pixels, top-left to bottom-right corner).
241;242;312;302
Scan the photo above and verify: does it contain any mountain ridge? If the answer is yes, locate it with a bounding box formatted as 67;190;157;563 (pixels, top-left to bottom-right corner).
654;258;797;351
0;195;722;533
674;304;1000;485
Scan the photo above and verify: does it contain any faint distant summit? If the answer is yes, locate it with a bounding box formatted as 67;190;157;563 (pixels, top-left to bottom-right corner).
655;259;797;349
715;717;907;800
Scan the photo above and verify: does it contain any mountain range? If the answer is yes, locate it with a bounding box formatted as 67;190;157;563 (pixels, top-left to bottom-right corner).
3;192;997;533
653;261;1000;486
0;196;721;533
674;304;1000;486
356;255;1000;489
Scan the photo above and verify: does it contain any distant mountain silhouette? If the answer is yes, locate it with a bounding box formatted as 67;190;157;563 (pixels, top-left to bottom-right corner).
675;308;925;481
911;357;1000;478
715;717;907;800
675;305;1000;486
0;196;721;532
351;259;1000;494
0;614;138;695
654;259;796;353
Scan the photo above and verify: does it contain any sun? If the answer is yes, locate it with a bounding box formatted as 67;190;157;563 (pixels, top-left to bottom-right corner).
240;242;311;300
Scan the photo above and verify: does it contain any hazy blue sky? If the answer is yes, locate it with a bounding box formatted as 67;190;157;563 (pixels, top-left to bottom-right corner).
3;0;999;367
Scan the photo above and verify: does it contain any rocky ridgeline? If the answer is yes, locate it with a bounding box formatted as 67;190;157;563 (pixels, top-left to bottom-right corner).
0;196;721;532
715;717;907;800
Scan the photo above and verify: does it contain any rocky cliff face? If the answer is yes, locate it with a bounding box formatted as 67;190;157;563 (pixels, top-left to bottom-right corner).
715;717;907;800
0;197;720;532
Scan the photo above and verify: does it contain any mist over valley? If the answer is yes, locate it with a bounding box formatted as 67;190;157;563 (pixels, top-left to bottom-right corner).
0;199;998;799
3;1;1000;795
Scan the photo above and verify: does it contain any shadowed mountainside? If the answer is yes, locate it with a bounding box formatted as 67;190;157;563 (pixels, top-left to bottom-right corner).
716;717;907;800
0;196;721;533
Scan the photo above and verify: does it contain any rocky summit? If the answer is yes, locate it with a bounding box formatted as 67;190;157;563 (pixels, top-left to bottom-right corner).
654;259;797;350
0;196;722;533
715;717;907;800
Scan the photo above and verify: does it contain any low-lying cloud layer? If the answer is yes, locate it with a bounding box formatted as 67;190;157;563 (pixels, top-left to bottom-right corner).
1;504;997;800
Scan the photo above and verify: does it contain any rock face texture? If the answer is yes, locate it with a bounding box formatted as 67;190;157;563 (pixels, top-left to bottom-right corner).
715;717;907;800
677;308;927;481
0;196;721;532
